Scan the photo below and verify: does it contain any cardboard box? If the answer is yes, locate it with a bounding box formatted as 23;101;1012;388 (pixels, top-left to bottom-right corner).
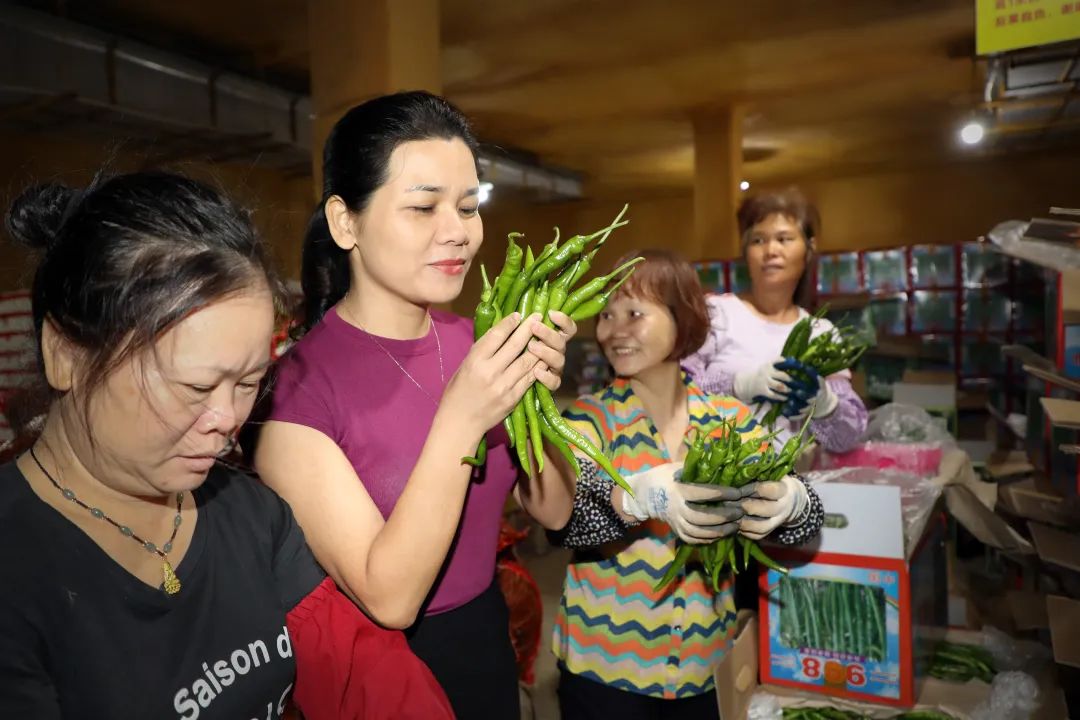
758;483;948;707
1028;522;1080;574
946;483;1033;556
1061;268;1080;379
714;611;757;720
719;617;1069;720
997;478;1080;528
1047;595;1080;669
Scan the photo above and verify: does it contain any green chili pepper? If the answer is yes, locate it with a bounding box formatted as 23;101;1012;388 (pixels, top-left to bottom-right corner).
492;234;523;308
655;543;695;592
462;265;497;466
510;400;530;474
782;317;812;357
502;245;536;315
682;431;706;483
523;385;544;475
719;463;738;487
546;258;581;317
561;256;644;316
506;284;538;472
568;245;600;289
521;282;551;472
534;383;632;494
749;542;788;575
568;263;642;322
529;230;561;279
529;206;629;284
538;410;580;477
712;537;730;589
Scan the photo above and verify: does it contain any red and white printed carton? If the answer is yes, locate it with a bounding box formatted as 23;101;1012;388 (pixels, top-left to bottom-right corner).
758;482;947;707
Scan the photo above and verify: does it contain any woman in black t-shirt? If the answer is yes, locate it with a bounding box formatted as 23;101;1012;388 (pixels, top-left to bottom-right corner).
0;173;452;719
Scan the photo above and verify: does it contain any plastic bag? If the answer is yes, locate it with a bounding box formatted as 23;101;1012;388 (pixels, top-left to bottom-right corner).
981;625;1052;672
971;670;1040;720
988;219;1080;271
746;692;783;720
866;403;956;447
806;466;942;551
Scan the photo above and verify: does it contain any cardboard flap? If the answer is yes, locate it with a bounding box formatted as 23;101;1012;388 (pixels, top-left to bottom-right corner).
1002;344;1056;370
998;480;1080;528
812;483;905;559
946;485;1034;554
1047;595;1080;669
714;611;757;720
985;450;1035;480
1028;522;1080;572
1026;365;1080;393
1039;397;1080;429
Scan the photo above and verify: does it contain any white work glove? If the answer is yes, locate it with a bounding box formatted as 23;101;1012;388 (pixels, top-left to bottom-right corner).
737;475;810;540
620;464;745;544
733;357;791;406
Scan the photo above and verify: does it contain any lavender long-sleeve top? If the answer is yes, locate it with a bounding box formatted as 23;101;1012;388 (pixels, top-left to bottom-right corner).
681;293;868;453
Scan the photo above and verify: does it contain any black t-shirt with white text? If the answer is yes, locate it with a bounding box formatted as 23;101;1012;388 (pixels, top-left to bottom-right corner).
0;461;325;720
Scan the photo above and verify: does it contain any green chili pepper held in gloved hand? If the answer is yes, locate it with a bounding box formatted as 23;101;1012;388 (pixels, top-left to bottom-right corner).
653;415;815;591
760;303;870;428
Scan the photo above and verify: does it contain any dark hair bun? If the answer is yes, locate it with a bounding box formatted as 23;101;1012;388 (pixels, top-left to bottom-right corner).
5;183;77;251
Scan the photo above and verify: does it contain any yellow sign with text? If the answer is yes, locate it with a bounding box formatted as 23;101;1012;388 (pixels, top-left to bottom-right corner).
977;0;1080;54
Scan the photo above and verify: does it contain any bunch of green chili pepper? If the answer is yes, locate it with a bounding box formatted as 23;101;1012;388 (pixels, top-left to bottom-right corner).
655;414;814;592
462;205;642;495
927;641;997;684
760;305;870;428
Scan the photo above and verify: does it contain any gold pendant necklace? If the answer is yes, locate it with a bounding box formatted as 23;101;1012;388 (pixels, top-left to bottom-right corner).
30;446;185;595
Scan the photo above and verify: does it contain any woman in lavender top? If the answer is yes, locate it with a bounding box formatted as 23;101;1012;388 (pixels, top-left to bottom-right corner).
682;188;867;454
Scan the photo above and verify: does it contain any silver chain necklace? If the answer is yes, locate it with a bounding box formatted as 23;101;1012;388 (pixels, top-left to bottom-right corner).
350;310;445;407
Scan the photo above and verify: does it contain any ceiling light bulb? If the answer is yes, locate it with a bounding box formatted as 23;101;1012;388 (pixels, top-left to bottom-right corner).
478;181;494;204
960;122;985;145
740;180;750;191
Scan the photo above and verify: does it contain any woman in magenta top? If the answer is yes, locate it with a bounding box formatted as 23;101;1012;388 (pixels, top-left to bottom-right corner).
255;91;577;718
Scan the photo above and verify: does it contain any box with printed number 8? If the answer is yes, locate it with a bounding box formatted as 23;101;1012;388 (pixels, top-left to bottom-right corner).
758;483;947;707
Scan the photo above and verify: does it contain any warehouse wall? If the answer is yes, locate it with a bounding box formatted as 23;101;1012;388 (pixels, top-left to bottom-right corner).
0;129;312;292
2;130;1076;318
460;151;1078;314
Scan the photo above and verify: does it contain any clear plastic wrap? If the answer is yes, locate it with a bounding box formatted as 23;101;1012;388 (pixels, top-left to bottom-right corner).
988;219;1080;271
806;466;942;551
746;691;784;720
971;671;1040;720
865;403;956;447
980;625;1052;672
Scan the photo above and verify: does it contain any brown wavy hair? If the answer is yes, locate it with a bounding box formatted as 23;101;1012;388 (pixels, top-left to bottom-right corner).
606;248;710;361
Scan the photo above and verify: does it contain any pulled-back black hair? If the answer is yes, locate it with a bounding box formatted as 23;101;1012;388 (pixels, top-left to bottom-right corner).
299;90;479;333
4;170;283;429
